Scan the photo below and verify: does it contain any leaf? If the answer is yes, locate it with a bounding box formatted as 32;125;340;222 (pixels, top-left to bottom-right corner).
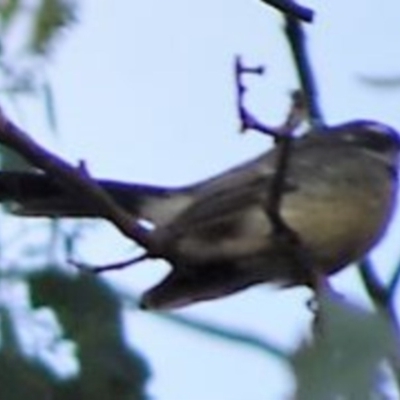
291;293;397;399
0;306;21;355
358;74;400;89
0;0;21;32
29;269;151;400
30;0;77;56
0;307;58;400
0;144;34;171
42;80;58;134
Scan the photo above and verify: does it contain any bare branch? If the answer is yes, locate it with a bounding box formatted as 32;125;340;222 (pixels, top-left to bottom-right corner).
259;0;314;23
284;17;324;127
359;259;400;388
0;106;154;251
388;263;400;299
359;259;388;308
265;92;303;225
235;71;328;301
70;253;148;273
121;290;289;360
234;56;281;139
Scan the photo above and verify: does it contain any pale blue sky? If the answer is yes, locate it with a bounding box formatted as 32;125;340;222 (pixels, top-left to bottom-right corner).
5;1;400;399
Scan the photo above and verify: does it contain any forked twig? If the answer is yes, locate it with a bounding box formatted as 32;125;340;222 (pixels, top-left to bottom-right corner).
235;62;333;327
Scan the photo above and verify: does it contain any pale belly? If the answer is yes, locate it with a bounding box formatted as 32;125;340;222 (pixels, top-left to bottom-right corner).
174;182;395;274
281;181;395;271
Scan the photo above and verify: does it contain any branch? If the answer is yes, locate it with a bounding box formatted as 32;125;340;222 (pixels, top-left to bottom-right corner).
264;91;304;229
278;2;400;391
0;106;154;251
234;57;280;138
264;104;333;302
121;291;289;360
259;0;314;23
71;253;148;273
234;58;306;140
234;65;330;302
388;262;400;299
284;16;324;126
358;259;388;309
159;311;289;359
358;259;400;334
359;259;400;388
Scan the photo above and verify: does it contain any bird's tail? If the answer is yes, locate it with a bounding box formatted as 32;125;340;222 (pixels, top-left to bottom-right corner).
0;171;191;225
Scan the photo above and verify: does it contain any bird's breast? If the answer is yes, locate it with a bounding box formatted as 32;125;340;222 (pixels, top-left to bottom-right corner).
281;167;396;273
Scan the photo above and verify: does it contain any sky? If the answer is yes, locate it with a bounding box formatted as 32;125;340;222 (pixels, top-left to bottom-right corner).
4;0;400;399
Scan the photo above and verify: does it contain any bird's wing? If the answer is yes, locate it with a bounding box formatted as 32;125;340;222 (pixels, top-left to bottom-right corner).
161;168;297;257
171;174;269;233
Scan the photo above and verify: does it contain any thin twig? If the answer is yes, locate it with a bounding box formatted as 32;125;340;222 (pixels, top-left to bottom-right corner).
284;17;324;127
121;290;289;360
359;259;388;308
265;94;331;299
158;311;289;360
235;67;328;304
359;259;400;389
265;90;305;227
235;59;323;292
388;263;400;299
235;58;306;141
70;253;148;273
259;0;314;23
279;2;400;392
358;259;400;334
234;57;281;139
265;135;294;231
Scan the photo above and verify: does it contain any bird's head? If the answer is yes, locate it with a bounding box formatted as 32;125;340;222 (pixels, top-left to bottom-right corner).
332;120;400;166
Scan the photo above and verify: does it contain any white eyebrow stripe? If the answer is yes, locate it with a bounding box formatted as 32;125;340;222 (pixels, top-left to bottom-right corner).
362;121;397;136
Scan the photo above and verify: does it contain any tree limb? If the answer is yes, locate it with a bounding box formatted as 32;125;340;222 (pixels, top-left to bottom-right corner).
0;106;154;251
284;17;324;126
260;0;314;23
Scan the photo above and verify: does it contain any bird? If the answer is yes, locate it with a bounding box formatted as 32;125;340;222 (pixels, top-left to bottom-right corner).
0;120;398;309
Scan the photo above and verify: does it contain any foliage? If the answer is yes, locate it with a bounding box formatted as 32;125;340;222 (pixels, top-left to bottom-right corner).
0;271;151;400
29;0;77;55
0;2;150;399
29;269;150;400
291;294;398;399
0;0;77;56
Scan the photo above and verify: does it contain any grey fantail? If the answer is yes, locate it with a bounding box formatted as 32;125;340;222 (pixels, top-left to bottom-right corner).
0;120;398;309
